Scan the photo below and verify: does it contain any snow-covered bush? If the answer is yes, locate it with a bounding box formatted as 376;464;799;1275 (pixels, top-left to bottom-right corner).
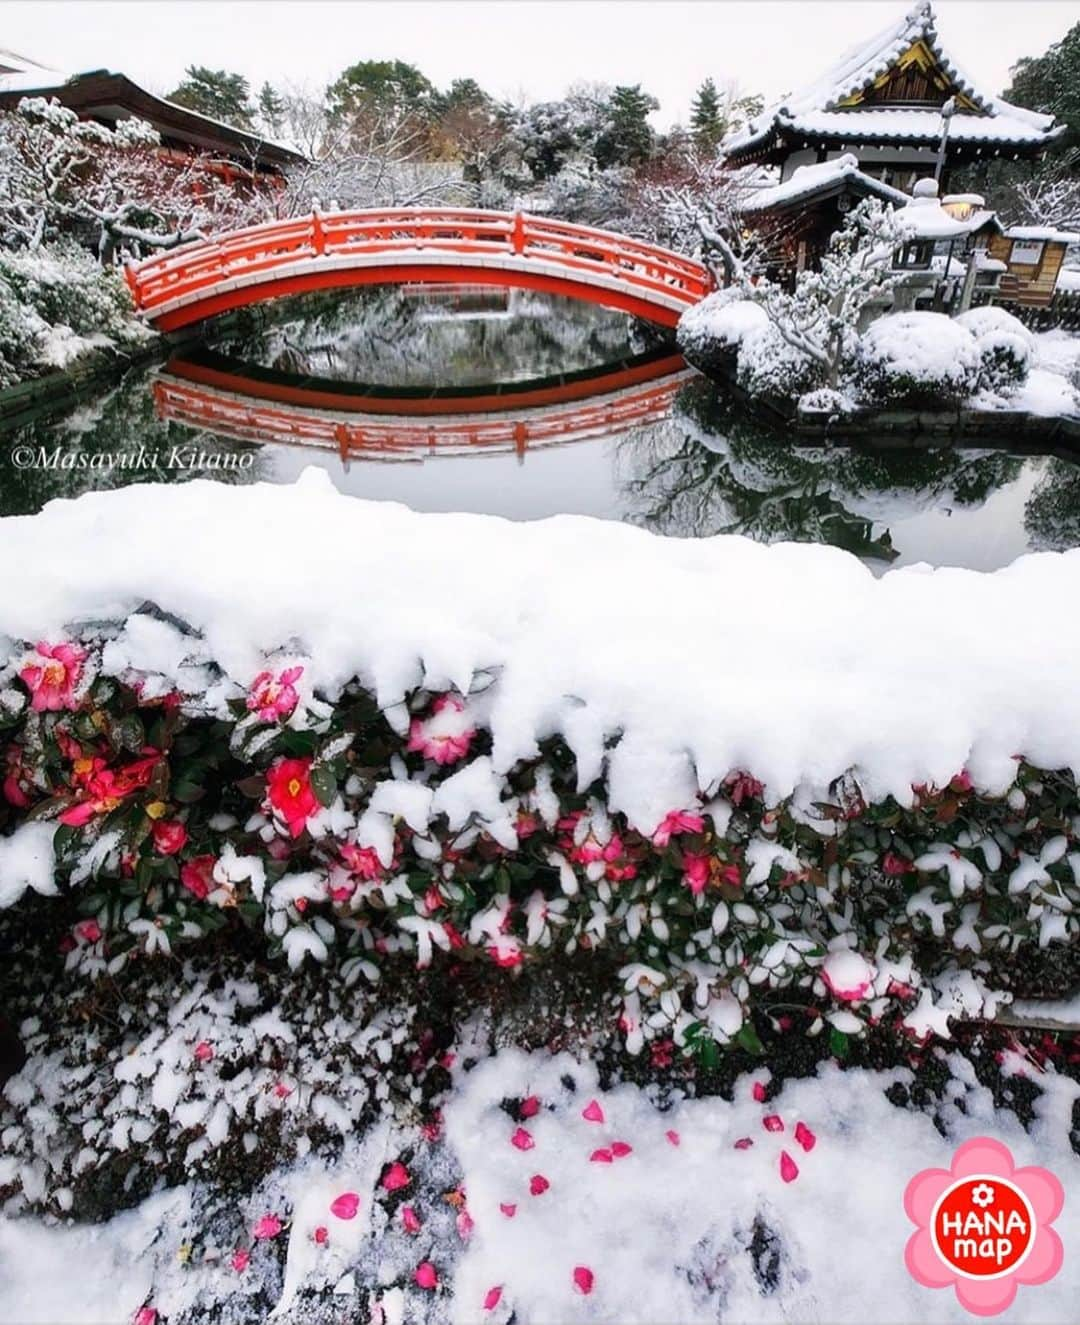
0;609;1074;1069
853;312;982;408
0;241;135;342
0;272;46;387
736;321;824;400
956;306;1035;396
676;290;766;375
0;241;149;383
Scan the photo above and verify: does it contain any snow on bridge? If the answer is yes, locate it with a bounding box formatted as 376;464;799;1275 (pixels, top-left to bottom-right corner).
125;209;714;332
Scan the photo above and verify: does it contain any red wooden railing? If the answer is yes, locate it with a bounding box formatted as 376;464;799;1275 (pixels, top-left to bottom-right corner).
126;209;713;330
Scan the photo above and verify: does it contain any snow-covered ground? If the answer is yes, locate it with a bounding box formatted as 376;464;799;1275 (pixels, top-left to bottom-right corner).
1;1044;1076;1324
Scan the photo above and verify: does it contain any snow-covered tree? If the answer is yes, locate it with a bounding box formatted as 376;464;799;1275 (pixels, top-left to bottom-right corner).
0;97;270;260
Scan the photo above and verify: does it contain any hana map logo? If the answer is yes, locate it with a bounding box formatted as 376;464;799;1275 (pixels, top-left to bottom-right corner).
904;1136;1065;1317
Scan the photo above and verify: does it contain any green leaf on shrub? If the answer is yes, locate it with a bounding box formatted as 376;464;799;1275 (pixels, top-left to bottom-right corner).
736;1022;764;1055
310;764;337;808
829;1027;850;1059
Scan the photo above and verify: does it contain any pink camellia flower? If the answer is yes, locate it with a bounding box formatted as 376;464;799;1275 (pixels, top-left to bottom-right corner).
529;1174;549;1196
247;665;303;723
74;919;102;945
763;1115;784;1133
652;809;706;847
582;1099;604;1124
573;1266;594;1296
882;851;913;877
193;1041;214;1063
414;1261;439;1290
20;642;86;712
904;1137;1064;1317
794;1122;817;1153
152;820;188;856
752;1081;767;1103
726;771;764;806
231;1248;250;1273
666;1129;680;1147
133;1308;156;1325
339;842;385;881
499;1202;517;1218
821;949;876;1003
273;1082;292;1099
382;1161;410;1191
330;1192;360;1220
511;1127;534;1151
780;1151;799;1183
519;1095;540;1119
950;769;974;793
253;1213;282;1240
611;1141;633;1159
180;854;216;901
488;940;523;969
682;851;711;896
266;757;320;839
402;1205;421;1234
313;1226;328;1245
407;694;475;766
484;1285;503;1312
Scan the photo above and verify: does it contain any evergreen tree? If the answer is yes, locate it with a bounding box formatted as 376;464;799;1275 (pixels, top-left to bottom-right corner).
1005;20;1080;167
326;59;436;131
594;84;658;169
168;67;255;130
690;78;724;152
256;82;288;139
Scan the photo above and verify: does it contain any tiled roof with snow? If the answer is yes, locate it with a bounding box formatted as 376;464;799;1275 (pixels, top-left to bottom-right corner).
724;0;1059;158
739;154;909;212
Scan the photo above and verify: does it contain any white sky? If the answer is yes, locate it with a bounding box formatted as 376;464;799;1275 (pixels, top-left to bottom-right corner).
1;0;1077;127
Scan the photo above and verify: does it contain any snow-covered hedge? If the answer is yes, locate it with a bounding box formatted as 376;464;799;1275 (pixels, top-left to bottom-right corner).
852;312;983;408
0;241;150;386
956;305;1035;397
675;290;767;376
2;477;1080;1059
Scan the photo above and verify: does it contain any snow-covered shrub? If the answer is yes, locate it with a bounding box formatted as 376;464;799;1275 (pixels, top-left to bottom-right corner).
0;957;421;1212
0;241;148;382
0;273;46;387
955;306;1035;397
676;291;766;375
736;321;825;400
853;312;982;408
0;608;1075;1069
0;242;136;342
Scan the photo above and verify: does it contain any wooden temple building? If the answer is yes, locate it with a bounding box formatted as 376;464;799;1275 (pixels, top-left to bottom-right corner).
724;1;1062;191
0;48;303;182
725;2;1074;308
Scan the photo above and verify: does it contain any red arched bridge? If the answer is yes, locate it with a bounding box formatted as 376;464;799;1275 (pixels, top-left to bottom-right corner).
125;209;713;332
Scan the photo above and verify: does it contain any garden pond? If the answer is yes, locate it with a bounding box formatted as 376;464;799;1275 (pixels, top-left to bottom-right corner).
2;285;1079;571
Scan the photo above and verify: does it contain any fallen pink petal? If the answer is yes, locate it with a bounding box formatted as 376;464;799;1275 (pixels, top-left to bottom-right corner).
330;1191;360;1220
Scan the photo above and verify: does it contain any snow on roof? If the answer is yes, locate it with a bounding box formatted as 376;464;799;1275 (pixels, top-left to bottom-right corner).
1004;225;1080;245
0;46;69;92
724;0;1059;158
739;153;909;212
895;194;996;240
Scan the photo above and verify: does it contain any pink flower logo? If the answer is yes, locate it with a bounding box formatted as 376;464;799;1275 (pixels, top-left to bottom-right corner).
904;1137;1064;1317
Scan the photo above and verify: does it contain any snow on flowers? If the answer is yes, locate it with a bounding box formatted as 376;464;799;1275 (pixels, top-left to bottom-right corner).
0;612;1073;1059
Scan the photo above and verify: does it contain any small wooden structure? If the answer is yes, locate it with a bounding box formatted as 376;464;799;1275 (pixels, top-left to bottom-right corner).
987;226;1080;309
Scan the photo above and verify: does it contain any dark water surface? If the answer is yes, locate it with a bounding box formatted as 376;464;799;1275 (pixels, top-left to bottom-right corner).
2;286;1078;571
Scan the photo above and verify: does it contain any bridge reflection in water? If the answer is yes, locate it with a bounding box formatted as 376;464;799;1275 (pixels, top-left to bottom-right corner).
153;345;695;465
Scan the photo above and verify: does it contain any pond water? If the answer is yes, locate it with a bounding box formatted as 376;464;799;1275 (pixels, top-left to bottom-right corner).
2;285;1079;571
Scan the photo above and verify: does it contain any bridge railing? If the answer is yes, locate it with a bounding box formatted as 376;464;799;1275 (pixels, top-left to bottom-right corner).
127;209;712;317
